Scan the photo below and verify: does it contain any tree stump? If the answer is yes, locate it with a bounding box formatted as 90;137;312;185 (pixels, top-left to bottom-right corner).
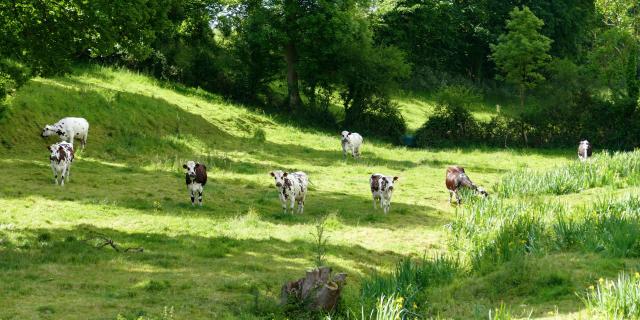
281;267;347;312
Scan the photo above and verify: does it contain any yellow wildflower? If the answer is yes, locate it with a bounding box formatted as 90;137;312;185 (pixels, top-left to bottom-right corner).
547;311;554;315
599;277;605;284
588;285;595;290
413;303;417;309
635;272;640;279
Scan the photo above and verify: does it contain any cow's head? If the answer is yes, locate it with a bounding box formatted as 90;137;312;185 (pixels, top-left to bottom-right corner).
183;161;200;180
41;124;64;138
340;131;350;142
47;144;63;161
579;140;590;146
270;170;287;188
381;176;399;192
476;186;489;198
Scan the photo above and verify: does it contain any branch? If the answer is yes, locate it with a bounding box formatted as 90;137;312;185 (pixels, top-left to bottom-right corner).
83;232;144;253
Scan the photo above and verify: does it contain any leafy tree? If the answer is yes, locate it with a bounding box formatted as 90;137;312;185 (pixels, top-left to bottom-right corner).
491;6;552;108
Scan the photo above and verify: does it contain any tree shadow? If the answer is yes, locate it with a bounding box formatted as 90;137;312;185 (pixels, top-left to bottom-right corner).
0;155;448;231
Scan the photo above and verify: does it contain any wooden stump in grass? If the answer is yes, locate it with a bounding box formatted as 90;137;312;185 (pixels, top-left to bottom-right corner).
281;267;347;312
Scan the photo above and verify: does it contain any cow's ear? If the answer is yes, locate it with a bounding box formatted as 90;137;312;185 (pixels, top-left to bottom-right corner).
283;172;288;177
182;164;188;169
195;163;200;168
393;176;399;182
270;171;275;177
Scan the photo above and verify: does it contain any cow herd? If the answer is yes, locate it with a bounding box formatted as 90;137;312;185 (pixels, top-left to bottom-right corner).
39;118;595;213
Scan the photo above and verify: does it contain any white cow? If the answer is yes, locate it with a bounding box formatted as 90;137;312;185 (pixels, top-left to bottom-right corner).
48;141;74;186
340;131;363;159
42;117;90;150
370;173;398;214
270;170;308;214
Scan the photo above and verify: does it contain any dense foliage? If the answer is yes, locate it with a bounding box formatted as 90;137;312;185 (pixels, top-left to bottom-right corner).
0;0;638;145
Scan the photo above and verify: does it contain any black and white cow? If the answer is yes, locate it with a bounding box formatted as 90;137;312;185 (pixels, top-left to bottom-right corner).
48;141;74;186
183;161;207;206
370;173;398;214
270;170;308;214
578;140;592;162
41;117;90;150
341;131;363;159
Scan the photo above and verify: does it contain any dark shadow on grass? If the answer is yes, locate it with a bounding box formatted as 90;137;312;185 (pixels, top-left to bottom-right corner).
0;155;447;231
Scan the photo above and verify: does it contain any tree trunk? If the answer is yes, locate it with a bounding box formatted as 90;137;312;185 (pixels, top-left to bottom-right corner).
284;42;301;109
519;84;525;109
281;267;347;312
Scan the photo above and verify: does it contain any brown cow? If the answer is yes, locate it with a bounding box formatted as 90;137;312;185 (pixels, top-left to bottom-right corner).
183;161;207;206
445;166;487;204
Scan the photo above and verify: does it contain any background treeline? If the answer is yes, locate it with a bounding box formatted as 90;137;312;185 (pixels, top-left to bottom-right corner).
0;0;639;148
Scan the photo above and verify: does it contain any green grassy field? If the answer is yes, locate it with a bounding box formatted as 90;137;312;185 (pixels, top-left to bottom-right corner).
0;66;637;319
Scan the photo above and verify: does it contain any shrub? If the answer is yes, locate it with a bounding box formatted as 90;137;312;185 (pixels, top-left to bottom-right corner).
345;97;407;143
0;59;32;101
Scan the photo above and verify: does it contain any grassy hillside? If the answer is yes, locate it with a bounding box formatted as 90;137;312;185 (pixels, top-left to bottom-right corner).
0;66;636;319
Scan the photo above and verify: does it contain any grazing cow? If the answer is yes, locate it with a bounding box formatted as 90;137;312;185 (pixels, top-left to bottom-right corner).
270;170;308;214
48;141;74;186
578;140;592;161
41;117;90;150
183;161;207;206
370;174;398;214
445;166;488;204
340;131;363;159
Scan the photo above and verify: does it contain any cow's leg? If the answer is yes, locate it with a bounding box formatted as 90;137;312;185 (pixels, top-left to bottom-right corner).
298;194;305;214
290;197;296;214
65;164;71;182
354;146;361;159
190;190;195;206
372;195;377;209
455;191;462;204
342;145;348;160
51;166;58;185
81;133;87;150
198;191;203;207
449;190;454;203
60;167;66;187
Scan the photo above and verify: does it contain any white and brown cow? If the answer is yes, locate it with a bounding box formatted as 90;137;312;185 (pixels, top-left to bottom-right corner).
578;140;592;162
48;141;74;186
270;170;308;214
183;161;207;206
41;117;90;150
341;131;363;159
370;173;398;214
445;166;487;204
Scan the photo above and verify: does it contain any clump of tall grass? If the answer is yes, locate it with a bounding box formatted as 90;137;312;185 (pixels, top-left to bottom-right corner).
360;256;460;312
448;197;561;272
495;151;640;198
450;194;640;273
581;272;640;319
560;195;640;257
363;294;406;320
